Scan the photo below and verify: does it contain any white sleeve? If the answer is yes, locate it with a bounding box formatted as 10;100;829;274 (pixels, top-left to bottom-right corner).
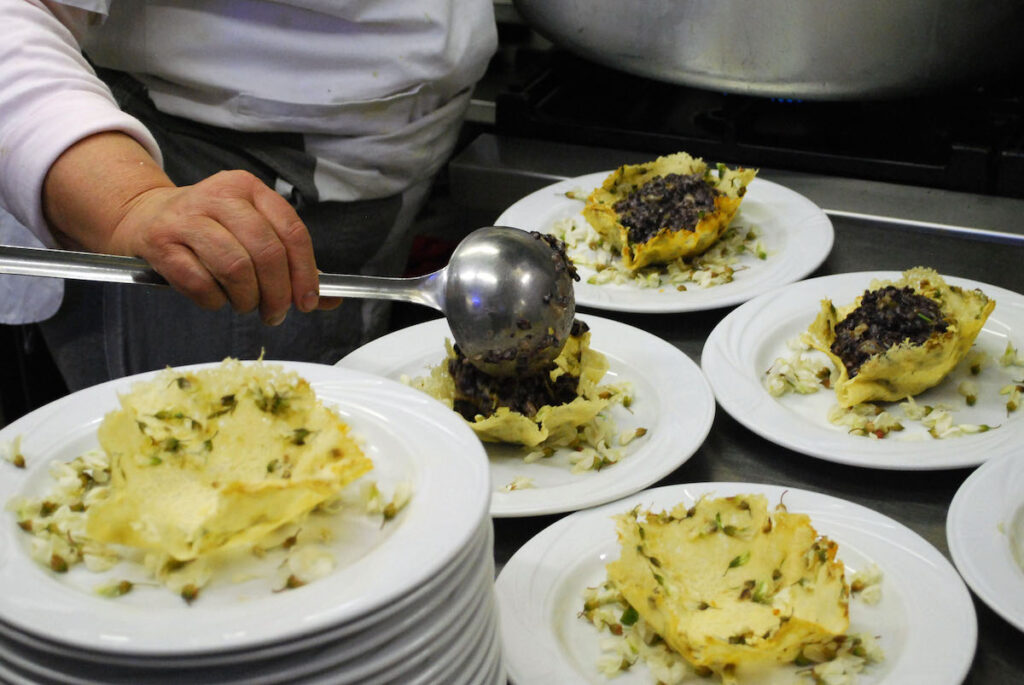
0;0;162;247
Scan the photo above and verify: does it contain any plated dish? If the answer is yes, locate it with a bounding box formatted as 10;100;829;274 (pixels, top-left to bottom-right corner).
495;482;977;685
494;171;833;313
0;363;489;655
337;314;715;517
947;452;1024;634
701;272;1024;469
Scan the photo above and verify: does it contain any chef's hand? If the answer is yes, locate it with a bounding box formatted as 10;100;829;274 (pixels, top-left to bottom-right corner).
42;131;339;324
106;171;325;325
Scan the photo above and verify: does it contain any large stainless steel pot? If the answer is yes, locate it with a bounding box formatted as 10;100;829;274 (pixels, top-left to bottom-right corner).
512;0;1024;100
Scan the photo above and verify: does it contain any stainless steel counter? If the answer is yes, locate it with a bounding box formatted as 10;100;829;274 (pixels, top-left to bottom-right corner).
443;134;1024;684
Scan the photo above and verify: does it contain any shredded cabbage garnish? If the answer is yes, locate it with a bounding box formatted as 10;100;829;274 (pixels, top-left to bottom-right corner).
501;476;535;492
567;411;630;474
551;215;767;290
803;636;885;685
1;435;26;468
580;575;884;685
8;446;401;602
1000;383;1022;414
999;342;1024;367
920;408;992;439
827;403;904;439
767;335;1017;440
764;350;833;397
957;380;979;406
582;581;693;684
406;367;644;473
849;563;884;606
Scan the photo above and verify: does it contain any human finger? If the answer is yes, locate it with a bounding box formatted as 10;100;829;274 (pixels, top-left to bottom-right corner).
180;215;272;314
202;200;292;323
148;241;230;311
137;210;262;309
249;180;321;313
316;296;343;311
202;187;294;324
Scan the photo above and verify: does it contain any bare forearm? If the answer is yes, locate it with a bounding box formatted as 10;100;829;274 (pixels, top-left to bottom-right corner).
0;0;163;243
43;131;174;253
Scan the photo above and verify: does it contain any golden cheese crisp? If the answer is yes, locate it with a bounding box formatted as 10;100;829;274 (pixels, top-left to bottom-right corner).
583;152;758;271
85;359;372;561
606;495;849;679
412;322;610;447
804;267;995;408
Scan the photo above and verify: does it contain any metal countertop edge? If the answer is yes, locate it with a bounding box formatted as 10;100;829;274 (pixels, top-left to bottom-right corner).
822;209;1024;247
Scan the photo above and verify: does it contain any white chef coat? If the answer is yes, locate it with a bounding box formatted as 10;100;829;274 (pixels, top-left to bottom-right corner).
0;0;497;323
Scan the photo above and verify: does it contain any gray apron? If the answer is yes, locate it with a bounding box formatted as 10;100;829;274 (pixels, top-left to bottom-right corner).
41;69;426;391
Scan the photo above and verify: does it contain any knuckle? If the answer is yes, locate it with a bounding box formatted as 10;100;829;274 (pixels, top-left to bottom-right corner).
279;218;310;245
170;272;225;311
218;253;254;284
211;168;257;186
251;240;287;268
201;170;260;201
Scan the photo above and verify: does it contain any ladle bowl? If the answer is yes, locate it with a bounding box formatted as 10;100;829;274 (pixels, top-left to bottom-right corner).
0;227;577;377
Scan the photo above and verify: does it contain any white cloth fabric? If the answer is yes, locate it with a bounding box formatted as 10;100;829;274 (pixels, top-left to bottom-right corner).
0;0;496;324
80;0;496;200
0;210;63;325
0;0;163;244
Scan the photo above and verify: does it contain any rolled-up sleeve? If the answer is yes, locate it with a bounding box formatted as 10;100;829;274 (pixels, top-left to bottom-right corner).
0;0;162;246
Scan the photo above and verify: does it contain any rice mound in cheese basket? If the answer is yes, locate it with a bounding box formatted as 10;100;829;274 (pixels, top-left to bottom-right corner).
85;359;372;561
583;151;758;271
803;267;995;408
412;320;610;447
606;494;849;679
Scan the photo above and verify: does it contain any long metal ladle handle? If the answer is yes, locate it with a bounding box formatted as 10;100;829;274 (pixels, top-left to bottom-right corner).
0;244;443;309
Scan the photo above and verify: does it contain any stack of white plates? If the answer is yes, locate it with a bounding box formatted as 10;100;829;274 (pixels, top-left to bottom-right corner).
0;363;503;684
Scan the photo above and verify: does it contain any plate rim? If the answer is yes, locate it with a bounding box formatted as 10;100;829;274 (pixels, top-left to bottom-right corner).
494;171;835;314
337;313;716;517
946;452;1024;633
701;270;1024;470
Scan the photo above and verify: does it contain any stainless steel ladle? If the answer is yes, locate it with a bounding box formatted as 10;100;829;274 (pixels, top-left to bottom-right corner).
0;227;577;377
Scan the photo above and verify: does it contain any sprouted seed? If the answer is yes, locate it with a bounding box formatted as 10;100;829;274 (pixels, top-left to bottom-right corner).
2;435;26;468
97;580;135;598
181;584;200;604
502;476;536;492
275;574;305;592
551;215;767;291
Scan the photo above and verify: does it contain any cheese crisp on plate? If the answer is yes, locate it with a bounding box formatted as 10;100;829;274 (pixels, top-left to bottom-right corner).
604;495;852;682
411;321;613;448
87;360;372;560
583;152;758;271
803;267;995;408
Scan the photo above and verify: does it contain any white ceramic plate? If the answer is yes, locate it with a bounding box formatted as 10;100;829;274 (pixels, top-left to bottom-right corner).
447;603;504;685
414;593;499;685
947;452;1024;633
0;518;493;669
496;482;977;685
701;271;1024;470
0;552;495;685
0;362;490;656
494;172;833;314
337;314;715;517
